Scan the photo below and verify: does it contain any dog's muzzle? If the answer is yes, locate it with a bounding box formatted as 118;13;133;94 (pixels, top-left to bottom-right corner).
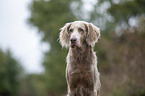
70;38;77;48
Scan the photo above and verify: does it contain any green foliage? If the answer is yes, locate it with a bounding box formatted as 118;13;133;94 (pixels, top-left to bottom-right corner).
19;74;47;96
0;49;23;96
108;0;145;26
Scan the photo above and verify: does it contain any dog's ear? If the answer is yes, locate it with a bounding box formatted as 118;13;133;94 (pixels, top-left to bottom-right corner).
86;23;100;47
59;23;71;48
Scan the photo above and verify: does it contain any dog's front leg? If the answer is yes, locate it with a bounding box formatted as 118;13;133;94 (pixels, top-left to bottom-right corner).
66;65;71;96
93;64;101;96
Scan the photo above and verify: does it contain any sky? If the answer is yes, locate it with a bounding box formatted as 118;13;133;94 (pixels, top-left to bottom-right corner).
0;0;49;73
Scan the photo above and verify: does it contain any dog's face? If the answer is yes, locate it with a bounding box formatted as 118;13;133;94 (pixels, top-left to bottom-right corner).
68;21;87;48
59;21;100;48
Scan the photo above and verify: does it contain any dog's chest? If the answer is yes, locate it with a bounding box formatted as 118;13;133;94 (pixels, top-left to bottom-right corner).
69;69;94;90
68;50;94;90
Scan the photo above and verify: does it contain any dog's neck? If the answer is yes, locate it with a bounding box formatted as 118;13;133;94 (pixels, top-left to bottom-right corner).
71;44;91;53
69;44;93;64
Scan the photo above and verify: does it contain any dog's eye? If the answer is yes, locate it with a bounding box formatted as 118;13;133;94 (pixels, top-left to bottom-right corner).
69;29;73;33
78;28;84;33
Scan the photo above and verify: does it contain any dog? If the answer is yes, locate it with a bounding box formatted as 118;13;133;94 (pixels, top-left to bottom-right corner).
59;21;101;96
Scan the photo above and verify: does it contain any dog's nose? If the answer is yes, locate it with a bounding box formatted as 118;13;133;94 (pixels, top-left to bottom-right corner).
70;38;76;43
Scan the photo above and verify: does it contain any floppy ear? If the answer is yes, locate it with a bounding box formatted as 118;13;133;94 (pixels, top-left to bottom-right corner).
86;23;100;47
59;23;71;48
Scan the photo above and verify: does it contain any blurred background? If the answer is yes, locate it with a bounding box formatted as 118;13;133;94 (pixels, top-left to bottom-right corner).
0;0;145;96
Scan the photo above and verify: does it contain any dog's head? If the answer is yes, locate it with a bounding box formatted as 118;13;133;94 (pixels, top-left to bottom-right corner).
59;21;100;48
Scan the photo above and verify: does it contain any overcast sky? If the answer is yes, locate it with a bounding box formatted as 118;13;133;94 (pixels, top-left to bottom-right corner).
0;0;49;73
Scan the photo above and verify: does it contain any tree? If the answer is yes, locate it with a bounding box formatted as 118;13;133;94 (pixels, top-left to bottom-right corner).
108;0;145;24
0;49;23;96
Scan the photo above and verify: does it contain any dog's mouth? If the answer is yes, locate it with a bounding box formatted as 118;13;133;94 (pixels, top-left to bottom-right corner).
70;41;82;48
71;43;76;48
